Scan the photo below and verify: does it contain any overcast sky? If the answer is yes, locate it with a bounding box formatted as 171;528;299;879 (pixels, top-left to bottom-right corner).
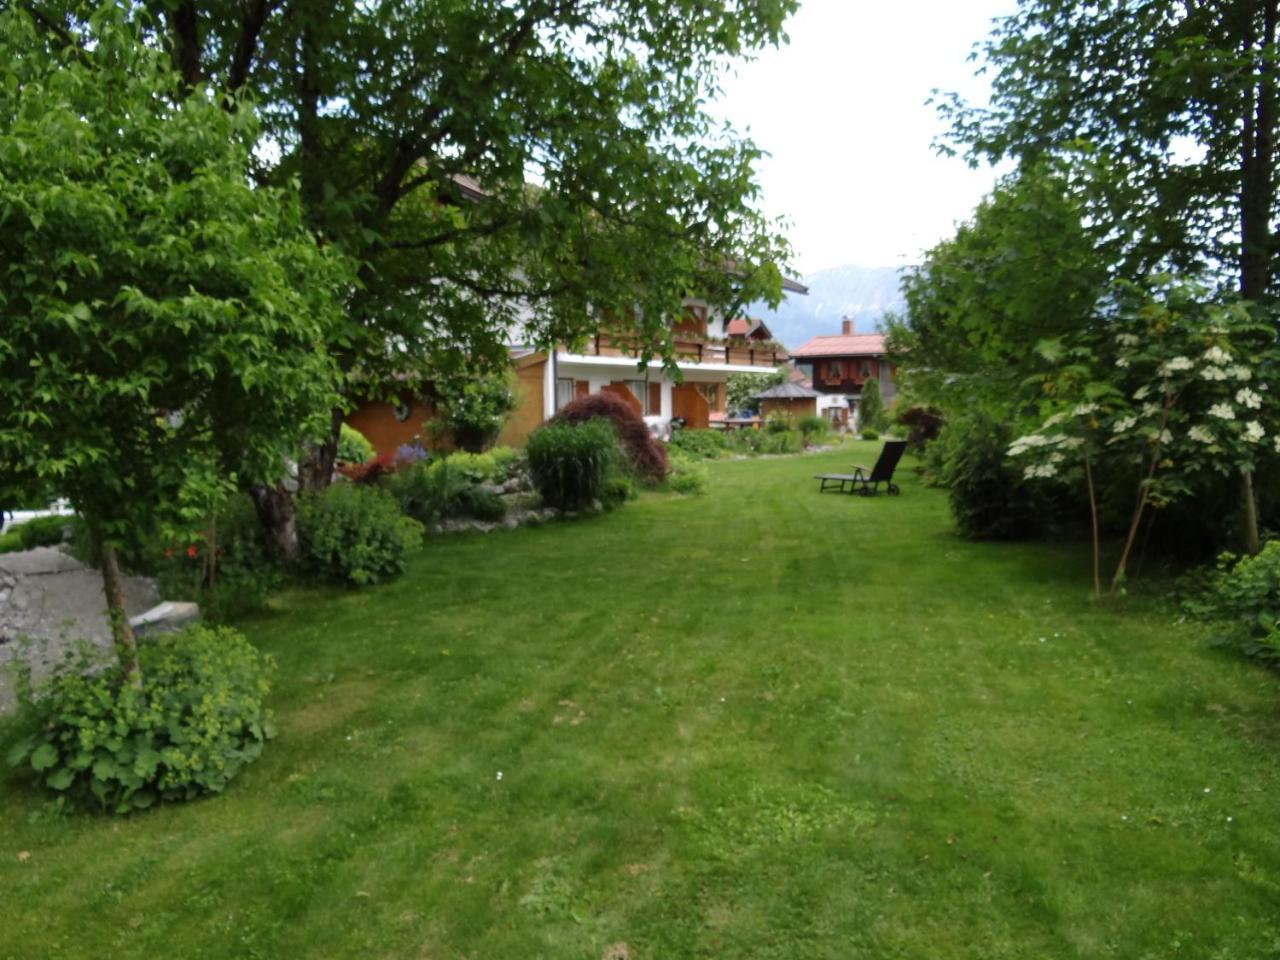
712;0;1020;276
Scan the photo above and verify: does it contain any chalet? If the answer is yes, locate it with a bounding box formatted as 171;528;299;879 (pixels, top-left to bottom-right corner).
346;283;807;454
789;318;896;430
756;380;820;422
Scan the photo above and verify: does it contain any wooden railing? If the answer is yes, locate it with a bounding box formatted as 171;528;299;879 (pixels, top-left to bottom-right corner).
569;333;785;369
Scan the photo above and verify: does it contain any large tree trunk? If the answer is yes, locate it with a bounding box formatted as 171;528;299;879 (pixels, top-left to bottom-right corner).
1237;0;1275;555
297;406;344;493
99;542;142;689
250;482;301;564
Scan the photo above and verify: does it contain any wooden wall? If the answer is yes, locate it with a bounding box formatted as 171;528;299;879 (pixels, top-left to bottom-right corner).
760;397;817;422
671;383;710;429
345;394;438;456
495;356;547;447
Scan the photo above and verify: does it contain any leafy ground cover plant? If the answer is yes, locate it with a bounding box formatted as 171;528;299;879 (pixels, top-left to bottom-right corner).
1182;542;1280;663
527;419;618;510
7;625;274;814
336;424;375;464
551;392;667;483
297;484;423;585
390;459;506;524
669;429;728;460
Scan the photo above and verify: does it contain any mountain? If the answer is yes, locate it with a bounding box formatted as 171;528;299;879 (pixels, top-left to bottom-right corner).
750;264;912;349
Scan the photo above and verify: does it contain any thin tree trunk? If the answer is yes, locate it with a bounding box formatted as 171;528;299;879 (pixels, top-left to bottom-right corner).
1084;457;1102;601
99;542;141;689
1242;470;1261;554
250;482;301;564
1110;454;1159;597
297;406;344;492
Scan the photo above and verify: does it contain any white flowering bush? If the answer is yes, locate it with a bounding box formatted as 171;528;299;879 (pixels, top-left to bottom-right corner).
1008;277;1278;597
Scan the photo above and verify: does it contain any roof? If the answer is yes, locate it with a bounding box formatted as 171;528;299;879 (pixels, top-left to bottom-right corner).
782;277;809;294
756;381;821;400
787;367;813;388
789;332;887;359
726;317;750;336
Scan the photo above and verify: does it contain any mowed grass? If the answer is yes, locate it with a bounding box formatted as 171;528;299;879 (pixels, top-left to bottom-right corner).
3;441;1280;959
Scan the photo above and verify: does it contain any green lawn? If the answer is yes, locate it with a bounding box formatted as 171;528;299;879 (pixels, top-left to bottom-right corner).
3;442;1280;959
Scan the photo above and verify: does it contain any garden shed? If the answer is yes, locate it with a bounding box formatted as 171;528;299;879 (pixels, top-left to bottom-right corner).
756;381;820;422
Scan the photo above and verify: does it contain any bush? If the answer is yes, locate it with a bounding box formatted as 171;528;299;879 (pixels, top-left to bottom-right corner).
896;405;944;451
667;452;709;495
669;428;727;460
337;423;375;464
859;377;889;433
0;514;75;553
928;414;1053;540
600;474;638;509
390;458;506;524
527;419;618;511
1182;543;1280;663
861;428;880;441
298;483;424;585
796;414;829;442
7;625;274;814
759;430;803;454
552;392;667;483
154;495;280;624
765;414;791;434
432;369;517;452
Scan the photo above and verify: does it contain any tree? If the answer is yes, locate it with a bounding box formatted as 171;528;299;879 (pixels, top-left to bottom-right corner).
33;1;799;546
938;1;1280;549
0;7;348;680
858;378;890;434
726;365;787;415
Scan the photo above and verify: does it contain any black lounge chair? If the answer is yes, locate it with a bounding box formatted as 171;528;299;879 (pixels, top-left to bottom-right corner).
815;440;907;496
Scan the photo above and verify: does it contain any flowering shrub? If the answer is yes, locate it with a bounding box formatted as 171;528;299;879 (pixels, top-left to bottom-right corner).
1007;277;1278;596
7;625;275;814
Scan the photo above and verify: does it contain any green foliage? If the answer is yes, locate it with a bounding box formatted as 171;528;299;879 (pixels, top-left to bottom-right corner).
861;429;880;441
716;428;803;456
669;429;728;460
154;495;281;624
0;7;349;621
858;378;889;434
1183;543;1280;663
599;474;639;510
765;415;792;434
666;454;709;496
527;420;618;511
796;415;829;442
928;414;1055;541
431;370;517;453
337;424;375;465
7;626;274;814
726;366;788;414
12;515;73;550
298;484;424;585
390;459;506;525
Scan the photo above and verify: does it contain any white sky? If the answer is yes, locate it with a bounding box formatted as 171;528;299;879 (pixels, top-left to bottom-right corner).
712;0;1020;275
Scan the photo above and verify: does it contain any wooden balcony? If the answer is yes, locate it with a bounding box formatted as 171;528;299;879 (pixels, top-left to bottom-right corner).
569;332;786;369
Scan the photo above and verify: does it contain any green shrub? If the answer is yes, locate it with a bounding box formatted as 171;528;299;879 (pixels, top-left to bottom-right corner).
667;453;709;495
796;414;829;442
669;428;727;460
298;483;424;585
444;451;500;483
765;414;791;434
758;430;803;454
600;474;638;509
489;445;523;480
861;428;880;441
927;414;1053;540
6;625;275;814
1182;543;1280;663
390;459;507;524
337;423;375;464
859;377;889;432
16;514;74;550
527;419;618;511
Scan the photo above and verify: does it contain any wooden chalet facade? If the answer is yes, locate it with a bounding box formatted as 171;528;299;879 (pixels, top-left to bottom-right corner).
788;319;896;429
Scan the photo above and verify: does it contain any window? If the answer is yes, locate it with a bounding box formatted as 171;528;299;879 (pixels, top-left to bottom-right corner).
555;378;575;410
696;382;719;409
824;361;845;384
625;380;650;414
860;361;872;379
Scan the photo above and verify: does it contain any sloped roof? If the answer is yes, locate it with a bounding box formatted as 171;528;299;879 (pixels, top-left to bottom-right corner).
789;332;887;359
726;317;751;336
787;367;813;388
756;381;821;400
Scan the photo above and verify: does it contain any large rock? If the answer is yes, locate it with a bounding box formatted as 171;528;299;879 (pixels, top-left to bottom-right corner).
0;547;158;714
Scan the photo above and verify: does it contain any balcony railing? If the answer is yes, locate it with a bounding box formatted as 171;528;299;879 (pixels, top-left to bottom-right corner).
568;332;785;369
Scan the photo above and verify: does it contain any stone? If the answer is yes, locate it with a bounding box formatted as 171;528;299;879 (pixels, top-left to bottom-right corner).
130;601;201;637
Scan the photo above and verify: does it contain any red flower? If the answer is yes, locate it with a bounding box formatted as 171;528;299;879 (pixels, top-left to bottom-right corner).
187;545;198;558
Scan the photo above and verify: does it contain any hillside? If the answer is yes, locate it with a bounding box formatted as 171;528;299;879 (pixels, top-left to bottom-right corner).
752;264;911;348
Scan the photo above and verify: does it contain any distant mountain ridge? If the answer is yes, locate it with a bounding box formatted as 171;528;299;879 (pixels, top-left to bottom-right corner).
750;264;912;350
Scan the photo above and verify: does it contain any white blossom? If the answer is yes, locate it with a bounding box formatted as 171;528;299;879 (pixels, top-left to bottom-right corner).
1158;428;1173;444
1204;346;1232;364
1071;402;1099;416
1236;387;1262;409
1133;384;1152;401
1043;412;1068;428
1209;403;1236;420
1229;364;1252;381
1160;356;1195;374
1116;356;1130;368
1244;421;1266;443
1024;463;1059;479
1201;365;1231;381
1273;434;1280;453
1060;436;1084;450
1188;425;1215;444
1008;434;1050;456
1112;415;1138;433
1116;333;1140;347
1141;402;1161;418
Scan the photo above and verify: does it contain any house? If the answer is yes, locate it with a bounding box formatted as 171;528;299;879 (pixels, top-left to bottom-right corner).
756;380;820;422
788;318;896;430
346;283;807;454
725;317;776;342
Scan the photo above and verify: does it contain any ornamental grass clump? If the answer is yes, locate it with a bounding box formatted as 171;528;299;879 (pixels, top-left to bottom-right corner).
527;419;618;511
7;625;275;815
551;391;667;483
